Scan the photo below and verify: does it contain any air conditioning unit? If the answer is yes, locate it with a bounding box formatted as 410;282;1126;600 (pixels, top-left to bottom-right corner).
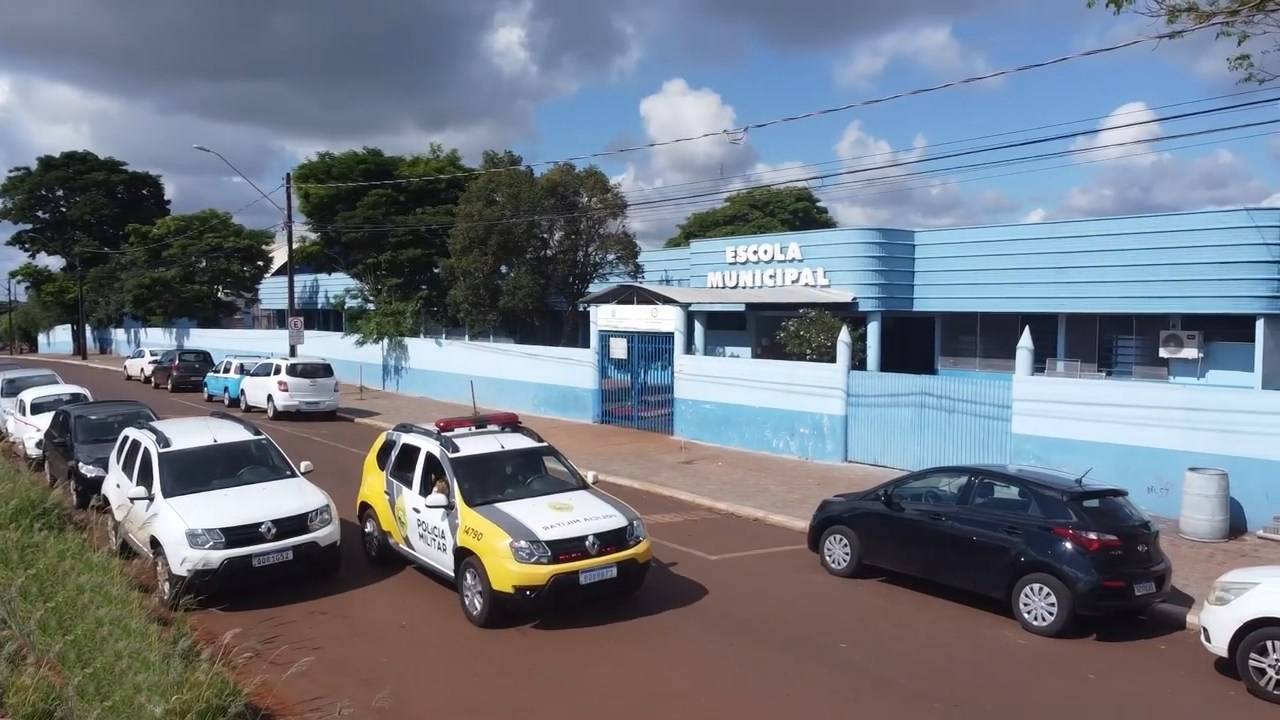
1158;330;1202;359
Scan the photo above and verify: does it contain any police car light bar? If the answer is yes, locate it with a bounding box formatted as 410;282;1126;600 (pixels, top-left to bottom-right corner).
434;412;521;432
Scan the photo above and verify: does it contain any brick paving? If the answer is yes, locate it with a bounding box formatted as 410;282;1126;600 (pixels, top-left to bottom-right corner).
37;352;1280;620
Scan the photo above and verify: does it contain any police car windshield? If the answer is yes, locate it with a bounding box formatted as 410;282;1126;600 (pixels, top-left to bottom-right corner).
450;447;585;507
159;438;296;498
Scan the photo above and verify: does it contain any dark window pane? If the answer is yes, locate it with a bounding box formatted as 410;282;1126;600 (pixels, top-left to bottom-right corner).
1185;315;1256;344
136;449;154;492
978;314;1018;372
30;393;89;416
706;313;747;332
285;363;334;379
158;439;294;498
1063;314;1099;374
1072;493;1149;527
939;314;978;370
1020;314;1057;372
389;445;420;487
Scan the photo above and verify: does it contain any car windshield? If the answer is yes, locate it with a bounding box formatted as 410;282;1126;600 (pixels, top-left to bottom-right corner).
73;409;158;444
286;363;334;379
1071;493;1149;526
30;393;89;416
178;351;211;363
449;446;585;507
159;438;296;498
1;375;58;398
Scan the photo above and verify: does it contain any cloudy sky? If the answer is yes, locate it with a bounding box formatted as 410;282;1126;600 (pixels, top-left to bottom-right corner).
1;0;1277;275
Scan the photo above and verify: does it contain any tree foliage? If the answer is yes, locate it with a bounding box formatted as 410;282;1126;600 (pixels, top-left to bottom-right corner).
292;146;473;344
1091;0;1280;84
775;308;864;364
446;154;641;345
118;210;273;326
664;186;837;248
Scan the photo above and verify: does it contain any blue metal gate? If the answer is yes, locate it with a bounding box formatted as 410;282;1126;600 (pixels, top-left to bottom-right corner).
598;331;674;434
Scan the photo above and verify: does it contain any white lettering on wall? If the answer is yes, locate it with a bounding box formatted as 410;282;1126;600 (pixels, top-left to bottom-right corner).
710;241;831;288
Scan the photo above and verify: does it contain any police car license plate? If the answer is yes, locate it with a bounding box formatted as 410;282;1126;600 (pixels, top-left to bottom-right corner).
251;549;294;568
1133;580;1157;596
579;565;618;585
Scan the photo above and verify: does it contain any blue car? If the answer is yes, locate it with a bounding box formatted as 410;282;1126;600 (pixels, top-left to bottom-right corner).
201;355;267;408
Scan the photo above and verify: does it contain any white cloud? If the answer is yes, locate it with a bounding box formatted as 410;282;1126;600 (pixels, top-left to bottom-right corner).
1069;101;1162;163
835;24;991;88
1022;208;1047;223
1261;192;1280;207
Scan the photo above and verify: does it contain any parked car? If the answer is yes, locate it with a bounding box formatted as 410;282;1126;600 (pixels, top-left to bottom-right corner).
0;368;63;437
101;412;339;608
201;355;265;407
44;400;157;509
807;464;1172;637
1200;566;1280;704
356;412;650;627
238;356;340;420
150;349;215;392
122;347;166;382
7;383;93;463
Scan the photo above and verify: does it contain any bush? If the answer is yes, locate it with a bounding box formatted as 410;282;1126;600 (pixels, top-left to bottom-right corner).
0;459;254;720
774;308;865;363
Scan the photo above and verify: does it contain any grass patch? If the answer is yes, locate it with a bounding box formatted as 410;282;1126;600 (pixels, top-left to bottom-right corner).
0;456;260;720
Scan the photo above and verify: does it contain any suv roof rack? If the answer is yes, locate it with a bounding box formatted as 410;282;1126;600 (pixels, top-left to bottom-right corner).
391;422;460;454
209;411;265;437
134;421;172;449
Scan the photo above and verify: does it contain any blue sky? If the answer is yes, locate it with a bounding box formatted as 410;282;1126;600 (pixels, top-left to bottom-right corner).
0;0;1276;269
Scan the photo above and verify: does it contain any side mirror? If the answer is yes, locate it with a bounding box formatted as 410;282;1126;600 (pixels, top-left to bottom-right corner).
880;489;902;510
34;439;43;450
424;492;449;509
147;359;159;365
298;460;314;475
586;470;599;486
126;486;151;502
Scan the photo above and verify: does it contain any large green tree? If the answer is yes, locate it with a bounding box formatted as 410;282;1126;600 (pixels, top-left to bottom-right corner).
118;210;273;326
1091;0;1280;83
447;155;641;345
0;150;169;353
664;186;837;248
292;145;472;344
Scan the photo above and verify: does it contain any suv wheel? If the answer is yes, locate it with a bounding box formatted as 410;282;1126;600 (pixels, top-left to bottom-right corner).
1012;573;1074;637
104;513;128;556
239;392;251;413
266;397;278;420
122;366;131;381
151;373;161;389
202;385;214;402
458;556;502;628
1237;627;1280;704
44;461;56;488
67;474;92;511
223;389;235;408
360;508;396;565
166;375;176;393
818;525;862;578
154;548;189;611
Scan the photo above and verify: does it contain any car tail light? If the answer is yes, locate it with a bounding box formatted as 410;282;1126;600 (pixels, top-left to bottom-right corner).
276;380;289;392
1052;527;1123;552
333;381;340;392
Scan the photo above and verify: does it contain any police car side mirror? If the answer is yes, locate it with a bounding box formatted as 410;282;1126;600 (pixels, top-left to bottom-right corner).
424;492;449;509
298;460;315;475
586;470;599;486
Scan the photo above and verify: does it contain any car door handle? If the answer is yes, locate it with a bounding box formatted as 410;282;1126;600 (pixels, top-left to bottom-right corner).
1002;526;1023;536
927;512;947;521
411;507;420;514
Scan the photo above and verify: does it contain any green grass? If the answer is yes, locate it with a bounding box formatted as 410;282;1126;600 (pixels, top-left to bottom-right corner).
0;457;259;720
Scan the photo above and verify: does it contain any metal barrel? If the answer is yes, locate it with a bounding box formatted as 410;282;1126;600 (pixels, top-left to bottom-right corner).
1179;467;1230;542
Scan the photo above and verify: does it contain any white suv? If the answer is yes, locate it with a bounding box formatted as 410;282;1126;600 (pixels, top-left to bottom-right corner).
1200;566;1280;704
238;357;340;420
100;412;340;608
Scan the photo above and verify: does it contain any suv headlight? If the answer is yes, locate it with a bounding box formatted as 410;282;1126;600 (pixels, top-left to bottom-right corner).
307;505;333;532
185;528;226;550
510;539;551;564
1207;581;1259;606
76;462;107;478
626;518;647;545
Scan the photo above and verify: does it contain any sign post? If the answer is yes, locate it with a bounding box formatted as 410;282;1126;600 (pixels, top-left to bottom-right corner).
287;316;305;349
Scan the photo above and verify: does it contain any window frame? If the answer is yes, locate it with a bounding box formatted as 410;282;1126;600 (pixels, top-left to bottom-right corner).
387;442;422;488
889;470;973;508
966;474;1042;518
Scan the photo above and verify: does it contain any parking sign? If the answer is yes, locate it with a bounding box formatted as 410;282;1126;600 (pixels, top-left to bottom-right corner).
287;316;304;346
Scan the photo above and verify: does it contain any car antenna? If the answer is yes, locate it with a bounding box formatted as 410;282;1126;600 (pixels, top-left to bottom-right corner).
470;380;478;416
1076;467;1092;486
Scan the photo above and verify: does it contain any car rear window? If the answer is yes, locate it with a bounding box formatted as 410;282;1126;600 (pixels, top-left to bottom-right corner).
30;392;90;416
286;363;334;379
1071;493;1149;526
1;374;58;398
178;351;212;363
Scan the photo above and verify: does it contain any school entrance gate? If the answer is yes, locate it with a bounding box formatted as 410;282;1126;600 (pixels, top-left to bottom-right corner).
598;330;674;434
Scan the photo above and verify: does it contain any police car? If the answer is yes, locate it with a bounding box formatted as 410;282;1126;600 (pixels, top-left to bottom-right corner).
355;412;651;627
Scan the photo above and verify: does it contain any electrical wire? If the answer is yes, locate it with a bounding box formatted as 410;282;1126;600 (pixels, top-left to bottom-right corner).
79;188;284;255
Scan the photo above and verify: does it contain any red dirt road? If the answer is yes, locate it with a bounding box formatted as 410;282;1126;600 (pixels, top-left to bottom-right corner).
27;359;1272;719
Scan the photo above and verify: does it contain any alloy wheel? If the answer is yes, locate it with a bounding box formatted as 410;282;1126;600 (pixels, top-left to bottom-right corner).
156;556;172;603
461;567;484;617
1018;583;1059;627
822;533;852;570
1246;639;1280;695
362;516;380;557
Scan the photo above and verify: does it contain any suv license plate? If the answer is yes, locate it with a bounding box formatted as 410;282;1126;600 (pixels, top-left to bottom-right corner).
252;549;294;568
579;565;618;585
1133;580;1157;596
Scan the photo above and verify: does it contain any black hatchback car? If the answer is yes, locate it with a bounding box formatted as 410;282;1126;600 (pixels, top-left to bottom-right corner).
808;465;1172;637
150;349;214;392
43;400;158;509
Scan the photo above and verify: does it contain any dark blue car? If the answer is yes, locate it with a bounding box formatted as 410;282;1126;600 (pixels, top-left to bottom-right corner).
807;464;1172;637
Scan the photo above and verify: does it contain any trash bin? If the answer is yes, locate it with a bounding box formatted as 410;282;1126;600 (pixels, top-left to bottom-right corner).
1179;467;1230;542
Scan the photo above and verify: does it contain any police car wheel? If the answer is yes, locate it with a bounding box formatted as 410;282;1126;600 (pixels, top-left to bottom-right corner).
459;556;502;628
359;508;397;565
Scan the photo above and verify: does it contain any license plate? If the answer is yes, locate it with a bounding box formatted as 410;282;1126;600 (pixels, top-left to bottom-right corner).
579;565;618;585
302;402;321;409
251;549;294;568
1134;580;1157;596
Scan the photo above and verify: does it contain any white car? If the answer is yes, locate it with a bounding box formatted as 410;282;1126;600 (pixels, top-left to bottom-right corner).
121;347;166;382
7;383;92;461
0;368;64;437
238;357;340;420
100;412;340;608
1200;566;1280;704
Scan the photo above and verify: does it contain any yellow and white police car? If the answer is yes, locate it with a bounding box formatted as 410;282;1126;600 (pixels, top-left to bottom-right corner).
355;412;652;627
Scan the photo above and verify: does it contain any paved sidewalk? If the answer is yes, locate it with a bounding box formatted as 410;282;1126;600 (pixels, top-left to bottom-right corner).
35;352;1280;626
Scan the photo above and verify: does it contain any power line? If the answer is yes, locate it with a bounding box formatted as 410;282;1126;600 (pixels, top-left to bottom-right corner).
291;9;1268;190
80;188;284;255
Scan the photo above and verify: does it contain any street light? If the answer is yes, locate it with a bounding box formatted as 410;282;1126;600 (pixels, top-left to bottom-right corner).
192;144;297;357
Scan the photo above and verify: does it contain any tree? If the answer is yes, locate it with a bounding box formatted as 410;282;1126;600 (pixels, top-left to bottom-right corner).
0;150;169;353
1091;0;1280;84
446;156;641;345
775;308;865;363
664;186;837;248
292;145;473;345
115;210;273;326
8;265;70;351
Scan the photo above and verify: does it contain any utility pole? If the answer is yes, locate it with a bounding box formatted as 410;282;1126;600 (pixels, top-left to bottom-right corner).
75;251;87;360
6;278;13;356
285;171;297;358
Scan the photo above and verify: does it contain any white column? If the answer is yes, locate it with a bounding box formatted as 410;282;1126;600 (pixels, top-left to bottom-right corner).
692;312;707;356
865;312;883;372
1256;315;1280;391
588;306;599;351
1015;325;1035;376
933;315;943;372
835;325;853;462
672;306;688;356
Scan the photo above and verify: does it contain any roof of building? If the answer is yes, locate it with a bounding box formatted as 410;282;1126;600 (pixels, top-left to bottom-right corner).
581;283;854;306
